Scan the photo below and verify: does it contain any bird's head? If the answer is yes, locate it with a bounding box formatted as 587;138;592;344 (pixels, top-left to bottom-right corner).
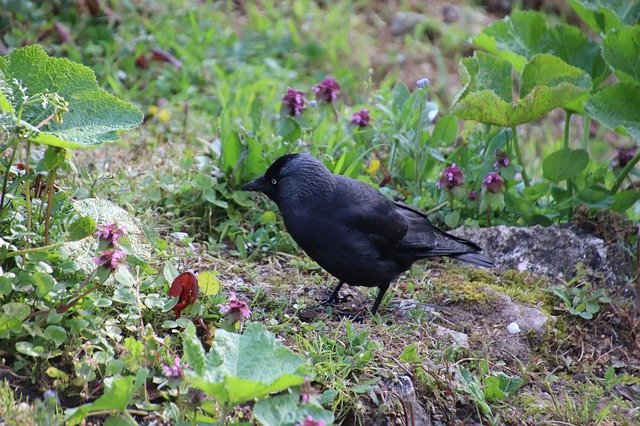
243;153;335;209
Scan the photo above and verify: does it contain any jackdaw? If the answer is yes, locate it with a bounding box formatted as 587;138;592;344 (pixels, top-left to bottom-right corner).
244;153;492;315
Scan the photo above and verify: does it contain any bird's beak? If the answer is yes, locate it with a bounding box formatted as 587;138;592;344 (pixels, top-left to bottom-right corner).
243;176;269;193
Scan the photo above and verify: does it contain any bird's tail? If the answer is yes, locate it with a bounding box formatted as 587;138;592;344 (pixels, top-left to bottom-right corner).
452;252;494;268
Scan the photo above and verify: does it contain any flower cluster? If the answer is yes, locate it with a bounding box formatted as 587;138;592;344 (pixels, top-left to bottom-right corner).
218;292;252;320
95;222;126;246
494;151;510;169
613;147;636;168
162;356;185;379
351;108;370;127
483;172;504;193
93;249;126;271
313;77;340;103
282;87;307;116
437;163;464;191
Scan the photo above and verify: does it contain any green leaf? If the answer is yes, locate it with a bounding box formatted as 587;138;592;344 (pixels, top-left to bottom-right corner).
543;149;590;181
444;210;460;228
521;182;550;201
392;82;411;111
602;25;640;84
611;190;640;212
3;302;30;320
473;11;606;80
253;393;334;426
65;369;149;425
44;325;68;347
43;147;67;170
68;216;96;241
431;115;458;146
586;82;640;141
184;322;306;406
569;0;640;34
198;271;220;296
399;343;420;363
451;52;591;127
15;341;45;357
0;45;142;148
222;130;242;172
483;376;507;402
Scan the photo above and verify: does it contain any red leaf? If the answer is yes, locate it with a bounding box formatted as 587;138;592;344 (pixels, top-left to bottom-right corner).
168;271;199;318
151;48;182;69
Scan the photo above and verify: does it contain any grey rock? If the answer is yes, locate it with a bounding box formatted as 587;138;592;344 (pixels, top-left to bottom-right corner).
483;287;549;336
391;12;427;36
433;324;469;349
374;376;432;426
451;224;634;288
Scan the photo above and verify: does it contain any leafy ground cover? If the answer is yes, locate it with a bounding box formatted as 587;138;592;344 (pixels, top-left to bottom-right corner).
0;0;639;425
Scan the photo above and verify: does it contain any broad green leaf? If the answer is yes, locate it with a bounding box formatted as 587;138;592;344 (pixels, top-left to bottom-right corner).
391;82;410;111
602;25;640;84
253;393;335;426
197;271;220;296
586;82;640;141
44;325;68;347
569;0;640;33
184;322;306;406
474;11;606;81
611;190;640;212
3;302;30;320
0;45;142;148
222;130;242;172
65;369;149;425
543;149;590;181
43;147;67;170
451;53;591;127
431;114;458;146
15;342;45;357
68;216;96;241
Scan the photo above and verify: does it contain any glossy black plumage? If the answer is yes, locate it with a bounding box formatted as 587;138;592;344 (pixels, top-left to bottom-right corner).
244;153;493;315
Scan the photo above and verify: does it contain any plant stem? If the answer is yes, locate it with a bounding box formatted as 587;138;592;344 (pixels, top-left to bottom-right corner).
24;140;32;244
0;140;18;210
611;149;640;193
511;126;530;186
43;166;58;246
217;404;229;426
581;115;591;150
415;88;426;192
563;112;575;196
6;241;66;258
563;111;572;150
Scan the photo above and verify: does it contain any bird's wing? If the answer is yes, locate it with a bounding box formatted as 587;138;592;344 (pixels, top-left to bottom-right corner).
393;202;482;256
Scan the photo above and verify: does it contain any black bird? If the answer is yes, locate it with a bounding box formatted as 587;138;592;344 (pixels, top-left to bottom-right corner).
244;153;493;315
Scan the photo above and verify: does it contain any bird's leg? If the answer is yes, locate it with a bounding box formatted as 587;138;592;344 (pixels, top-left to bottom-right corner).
322;281;344;306
370;284;390;316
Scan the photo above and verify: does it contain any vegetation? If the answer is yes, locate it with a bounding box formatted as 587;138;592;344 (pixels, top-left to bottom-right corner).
0;0;638;425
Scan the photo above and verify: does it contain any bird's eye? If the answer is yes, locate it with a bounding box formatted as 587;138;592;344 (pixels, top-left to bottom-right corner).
271;178;277;185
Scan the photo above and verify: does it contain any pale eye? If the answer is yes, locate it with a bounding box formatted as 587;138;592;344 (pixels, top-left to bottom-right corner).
271;178;277;185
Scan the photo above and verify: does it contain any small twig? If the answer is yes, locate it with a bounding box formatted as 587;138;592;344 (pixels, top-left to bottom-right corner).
35;113;55;129
43;166;58;245
84;409;150;418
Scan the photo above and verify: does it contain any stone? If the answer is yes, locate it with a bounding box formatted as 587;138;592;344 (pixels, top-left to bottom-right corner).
451;224;634;288
483;287;549;336
391;12;427;36
433;324;469;349
373;376;432;426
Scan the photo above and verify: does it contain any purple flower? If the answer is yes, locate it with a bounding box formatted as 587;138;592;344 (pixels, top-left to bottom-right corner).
300;377;317;404
298;416;325;426
483;172;504;193
218;292;251;320
494;151;510;169
416;77;430;88
93;249;126;271
282;88;306;116
613;147;636;168
313;77;341;103
437;163;464;191
162;356;184;379
468;190;479;201
95;222;127;246
351;109;370;127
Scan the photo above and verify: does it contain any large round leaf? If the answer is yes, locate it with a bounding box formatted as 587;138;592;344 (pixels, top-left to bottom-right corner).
586;82;640;141
0;45;142;148
542;148;590;181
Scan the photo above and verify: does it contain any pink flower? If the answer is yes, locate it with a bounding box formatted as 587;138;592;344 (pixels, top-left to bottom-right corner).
351;109;370;127
613;147;636;168
313;77;341;103
437;163;464;191
93;249;126;271
483;172;504;193
218;292;251;320
95;222;127;246
282;87;306;116
298;416;325;426
494;151;510;169
162;356;184;379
